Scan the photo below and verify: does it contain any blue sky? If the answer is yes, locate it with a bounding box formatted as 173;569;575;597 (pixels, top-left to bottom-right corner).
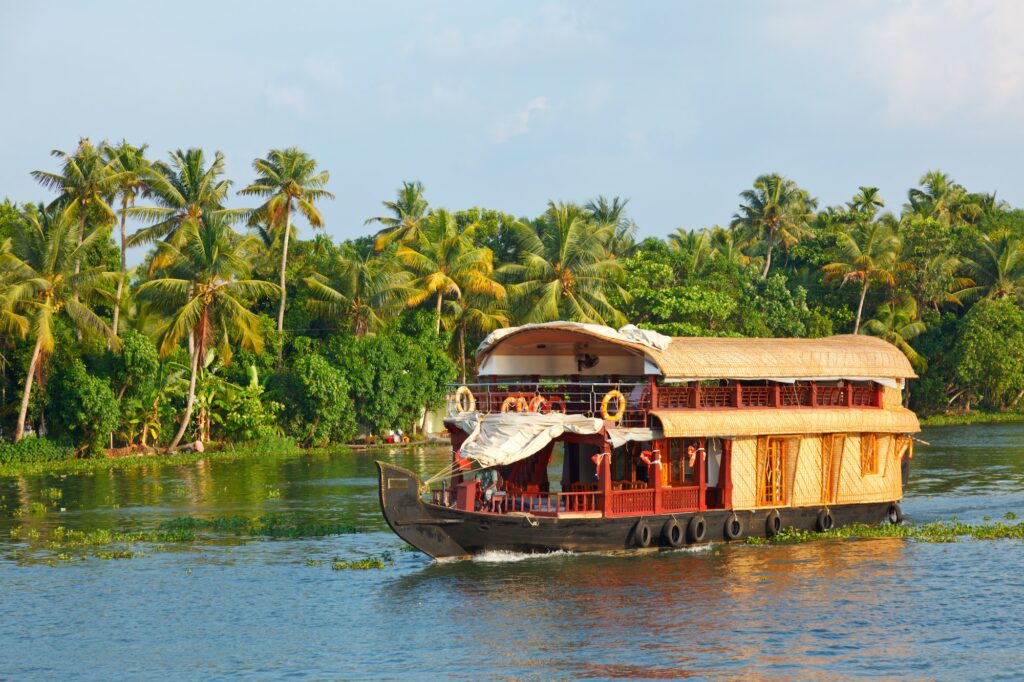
2;1;1023;245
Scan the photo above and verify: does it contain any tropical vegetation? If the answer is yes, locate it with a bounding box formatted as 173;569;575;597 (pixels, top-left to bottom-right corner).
2;138;1024;458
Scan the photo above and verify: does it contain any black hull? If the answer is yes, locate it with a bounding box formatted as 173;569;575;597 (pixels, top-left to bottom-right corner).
378;462;903;560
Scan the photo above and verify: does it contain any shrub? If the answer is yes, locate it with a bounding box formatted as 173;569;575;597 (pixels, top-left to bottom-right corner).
0;438;74;464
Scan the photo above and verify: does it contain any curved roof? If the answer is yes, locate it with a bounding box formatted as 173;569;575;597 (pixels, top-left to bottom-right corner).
652;406;920;438
476;322;917;380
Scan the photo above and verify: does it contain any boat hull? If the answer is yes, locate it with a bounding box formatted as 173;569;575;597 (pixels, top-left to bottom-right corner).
378;462;902;560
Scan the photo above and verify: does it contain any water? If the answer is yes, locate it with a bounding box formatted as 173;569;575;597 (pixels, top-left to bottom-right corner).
1;423;1023;680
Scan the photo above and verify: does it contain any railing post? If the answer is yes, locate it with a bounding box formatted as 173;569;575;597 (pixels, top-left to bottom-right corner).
722;439;733;509
874;382;883;408
600;444;613;517
698;437;707;511
733;382;743;408
651;452;663;514
810;381;818;407
845;380;854;407
692;382;701;409
772;383;781;407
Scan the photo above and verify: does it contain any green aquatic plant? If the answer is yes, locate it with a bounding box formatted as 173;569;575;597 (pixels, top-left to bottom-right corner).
747;520;1024;545
331;552;393;571
159;512;362;538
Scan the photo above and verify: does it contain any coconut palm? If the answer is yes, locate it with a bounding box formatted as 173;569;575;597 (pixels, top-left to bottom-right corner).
905;171;982;227
708;225;752;268
305;243;412;337
848;186;885;219
913;252;973;312
238;148;334;338
397;209;504;333
1;204;119;441
668;228;712;275
821;220;901;333
503;201;627;326
861;296;927;371
135;217;279;449
585;195;636;259
104;141;151;334
31;138;125;273
443;291;509;383
958;229;1024;301
731;173;815;277
366;181;430;251
125;148;244;253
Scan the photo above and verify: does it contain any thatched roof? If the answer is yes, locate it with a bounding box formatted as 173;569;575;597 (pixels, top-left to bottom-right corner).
652;407;921;438
477;322;917;380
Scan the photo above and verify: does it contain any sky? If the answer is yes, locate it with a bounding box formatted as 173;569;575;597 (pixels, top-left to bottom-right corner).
2;1;1024;246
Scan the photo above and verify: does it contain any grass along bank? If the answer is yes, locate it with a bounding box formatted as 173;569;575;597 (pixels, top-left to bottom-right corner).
920;412;1024;427
747;513;1023;545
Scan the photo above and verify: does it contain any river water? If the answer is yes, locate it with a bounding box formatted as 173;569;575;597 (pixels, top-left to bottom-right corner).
1;423;1023;681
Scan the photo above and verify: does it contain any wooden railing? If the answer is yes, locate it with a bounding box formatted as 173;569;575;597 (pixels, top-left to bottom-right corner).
661;486;700;512
610;488;656;516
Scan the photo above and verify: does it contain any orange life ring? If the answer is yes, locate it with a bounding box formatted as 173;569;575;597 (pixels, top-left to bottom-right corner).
601;390;626;421
501;396;529;413
546;396;567;414
454;386;476;414
640;450;652;465
529;395;547;413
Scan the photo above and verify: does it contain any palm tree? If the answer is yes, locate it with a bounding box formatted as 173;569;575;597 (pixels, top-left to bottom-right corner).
905;171;982;227
668;228;712;275
366;181;430;251
104;141;151;335
31;138;125;273
848;186;885;219
238;148;334;338
708;225;752;268
125;148;244;254
585;195;636;259
397;209;504;333
503;201;627;325
305;243;412;337
1;204;119;441
958;229;1024;301
861;296;927;371
731;174;815;277
821;220;901;334
443;291;509;383
135;217;278;449
913;252;973;312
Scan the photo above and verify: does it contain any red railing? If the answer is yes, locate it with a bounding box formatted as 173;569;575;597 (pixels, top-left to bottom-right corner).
741;385;772;407
700;386;732;408
610;488;656;516
815;386;847;406
662;486;700;511
779;384;811;406
851;385;875;406
656;385;693;409
487;490;602;515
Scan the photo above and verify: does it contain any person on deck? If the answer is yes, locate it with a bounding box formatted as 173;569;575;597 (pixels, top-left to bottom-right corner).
478;468;506;512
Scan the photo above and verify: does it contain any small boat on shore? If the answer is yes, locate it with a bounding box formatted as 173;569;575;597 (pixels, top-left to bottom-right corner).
379;322;918;560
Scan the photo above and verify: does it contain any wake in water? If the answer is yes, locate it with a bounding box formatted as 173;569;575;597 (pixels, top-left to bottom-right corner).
469;549;576;563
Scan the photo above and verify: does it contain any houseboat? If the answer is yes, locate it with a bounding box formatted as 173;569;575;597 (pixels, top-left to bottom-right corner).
378;322;919;560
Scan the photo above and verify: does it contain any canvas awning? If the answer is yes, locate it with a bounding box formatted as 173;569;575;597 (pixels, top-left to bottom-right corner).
651;407;921;438
447;412;604;468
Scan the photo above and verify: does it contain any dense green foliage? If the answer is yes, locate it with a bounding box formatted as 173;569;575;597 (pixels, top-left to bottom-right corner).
2;138;1023;457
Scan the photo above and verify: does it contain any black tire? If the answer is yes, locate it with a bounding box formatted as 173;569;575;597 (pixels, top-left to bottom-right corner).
887;502;903;525
688;515;707;543
633;519;652;548
765;509;783;537
816;508;835;532
724;514;744;541
662;518;684;547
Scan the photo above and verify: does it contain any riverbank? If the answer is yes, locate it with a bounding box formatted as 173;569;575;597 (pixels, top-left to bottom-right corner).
920;411;1024;427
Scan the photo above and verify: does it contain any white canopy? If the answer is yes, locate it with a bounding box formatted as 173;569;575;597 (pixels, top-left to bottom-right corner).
447;412;663;468
476;321;671;357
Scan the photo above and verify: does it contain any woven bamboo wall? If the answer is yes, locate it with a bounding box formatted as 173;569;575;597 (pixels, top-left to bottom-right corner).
729;432;903;510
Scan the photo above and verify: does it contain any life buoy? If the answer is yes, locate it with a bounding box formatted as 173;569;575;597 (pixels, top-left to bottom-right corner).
662;518;684;547
688;515;707;543
816;508;835;532
640;450;652;465
632;519;652;548
601;390;626;421
724;514;744;541
529;395;547;413
454;385;476;414
766;509;783;537
501;396;529;413
402;435;410;444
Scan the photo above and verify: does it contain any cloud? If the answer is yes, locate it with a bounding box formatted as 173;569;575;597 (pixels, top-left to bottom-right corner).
416;4;606;65
266;84;314;119
861;1;1024;126
488;96;549;142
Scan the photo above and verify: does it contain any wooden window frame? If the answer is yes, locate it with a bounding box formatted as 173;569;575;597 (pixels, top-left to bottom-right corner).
860;433;879;476
759;436;787;506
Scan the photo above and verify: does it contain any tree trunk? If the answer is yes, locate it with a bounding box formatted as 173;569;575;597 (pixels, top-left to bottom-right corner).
854;277;870;334
113;197;128;336
15;336;43;442
276;204;292;364
170;343;201;450
459;325;467;384
435;291;443;334
761;235;774;278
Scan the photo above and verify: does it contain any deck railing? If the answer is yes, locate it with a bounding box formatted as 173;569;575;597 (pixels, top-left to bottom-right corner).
662;486;700;512
609;488;656;516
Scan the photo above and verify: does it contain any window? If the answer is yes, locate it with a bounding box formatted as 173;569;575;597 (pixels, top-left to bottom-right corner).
821;434;844;503
760;437;786;505
860;434;878;475
666;439;698;486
